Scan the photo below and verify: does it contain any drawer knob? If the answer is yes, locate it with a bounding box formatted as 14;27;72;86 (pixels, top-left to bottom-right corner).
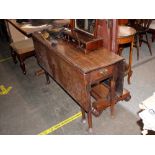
100;69;108;75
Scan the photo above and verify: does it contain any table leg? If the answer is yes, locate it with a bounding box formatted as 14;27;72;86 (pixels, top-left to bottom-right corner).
81;108;86;124
87;111;93;133
110;79;116;117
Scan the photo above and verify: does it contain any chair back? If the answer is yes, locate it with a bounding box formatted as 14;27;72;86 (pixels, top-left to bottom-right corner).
5;20;27;43
137;19;152;30
129;19;152;32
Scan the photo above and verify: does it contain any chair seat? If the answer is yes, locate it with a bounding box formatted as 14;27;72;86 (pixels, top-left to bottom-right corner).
10;38;34;54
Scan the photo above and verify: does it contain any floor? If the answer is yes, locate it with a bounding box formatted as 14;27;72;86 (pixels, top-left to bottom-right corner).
0;36;155;135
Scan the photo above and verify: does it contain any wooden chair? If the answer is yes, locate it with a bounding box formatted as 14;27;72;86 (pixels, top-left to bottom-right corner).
6;20;35;74
10;38;35;74
117;25;136;84
129;19;152;60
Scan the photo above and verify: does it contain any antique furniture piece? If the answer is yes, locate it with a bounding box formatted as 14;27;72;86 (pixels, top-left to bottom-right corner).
129;19;152;60
117;25;136;84
32;19;131;132
5;19;52;74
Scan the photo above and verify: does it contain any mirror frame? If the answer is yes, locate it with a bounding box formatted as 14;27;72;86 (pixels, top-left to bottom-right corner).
70;19;98;38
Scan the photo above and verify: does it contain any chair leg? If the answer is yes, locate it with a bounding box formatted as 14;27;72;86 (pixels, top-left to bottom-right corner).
19;58;26;74
145;32;152;56
10;47;17;64
139;34;143;47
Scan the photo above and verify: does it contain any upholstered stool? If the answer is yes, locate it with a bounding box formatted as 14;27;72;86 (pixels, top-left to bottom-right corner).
10;38;35;74
117;25;136;84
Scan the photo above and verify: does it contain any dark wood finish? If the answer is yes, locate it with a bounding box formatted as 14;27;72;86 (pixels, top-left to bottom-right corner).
32;32;127;131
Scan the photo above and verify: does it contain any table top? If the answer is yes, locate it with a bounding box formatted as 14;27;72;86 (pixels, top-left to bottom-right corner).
33;32;124;73
6;19;53;37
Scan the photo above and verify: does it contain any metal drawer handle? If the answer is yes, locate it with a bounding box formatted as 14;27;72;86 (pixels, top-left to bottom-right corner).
99;68;108;75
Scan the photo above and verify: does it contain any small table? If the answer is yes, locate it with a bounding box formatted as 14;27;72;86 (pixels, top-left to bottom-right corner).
117;25;136;84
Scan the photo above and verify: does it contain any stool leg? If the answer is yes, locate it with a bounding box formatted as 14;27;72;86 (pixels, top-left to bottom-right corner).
127;40;133;84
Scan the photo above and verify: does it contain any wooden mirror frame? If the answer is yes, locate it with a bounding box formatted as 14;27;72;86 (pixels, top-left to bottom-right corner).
69;19;118;53
70;19;99;38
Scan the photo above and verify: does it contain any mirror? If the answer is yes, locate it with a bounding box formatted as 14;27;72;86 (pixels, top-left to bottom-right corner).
75;19;96;36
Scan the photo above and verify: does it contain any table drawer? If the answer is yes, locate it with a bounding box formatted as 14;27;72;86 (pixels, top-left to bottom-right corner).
89;65;114;83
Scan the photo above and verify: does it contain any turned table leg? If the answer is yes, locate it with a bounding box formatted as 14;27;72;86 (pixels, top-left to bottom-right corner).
81;108;86;124
110;78;116;117
87;111;93;133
